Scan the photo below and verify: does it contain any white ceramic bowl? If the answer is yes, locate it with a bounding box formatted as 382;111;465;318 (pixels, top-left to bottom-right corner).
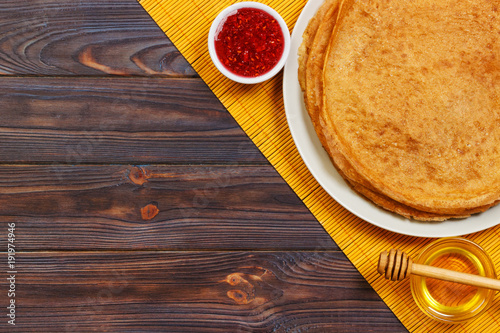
208;2;290;84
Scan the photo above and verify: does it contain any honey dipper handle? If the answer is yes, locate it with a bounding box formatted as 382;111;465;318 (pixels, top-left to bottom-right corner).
412;263;500;291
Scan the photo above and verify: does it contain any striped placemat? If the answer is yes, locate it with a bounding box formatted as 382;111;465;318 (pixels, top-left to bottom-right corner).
138;0;500;331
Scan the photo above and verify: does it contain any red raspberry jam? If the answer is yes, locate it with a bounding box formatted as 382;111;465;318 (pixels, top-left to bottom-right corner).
214;8;285;77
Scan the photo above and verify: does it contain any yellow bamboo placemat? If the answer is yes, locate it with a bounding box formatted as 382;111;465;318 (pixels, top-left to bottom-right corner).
138;0;500;331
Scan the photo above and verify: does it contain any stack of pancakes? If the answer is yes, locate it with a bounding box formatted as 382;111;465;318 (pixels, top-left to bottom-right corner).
298;0;500;221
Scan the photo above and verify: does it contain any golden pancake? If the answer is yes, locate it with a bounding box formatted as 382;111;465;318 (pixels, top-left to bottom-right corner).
298;0;339;93
298;0;500;220
304;0;341;128
322;0;500;214
300;0;466;220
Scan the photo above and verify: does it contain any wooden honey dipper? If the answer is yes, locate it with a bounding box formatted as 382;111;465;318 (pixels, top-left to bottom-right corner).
378;249;500;291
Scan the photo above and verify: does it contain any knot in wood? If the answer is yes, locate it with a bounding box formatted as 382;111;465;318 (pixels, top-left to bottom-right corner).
129;166;149;186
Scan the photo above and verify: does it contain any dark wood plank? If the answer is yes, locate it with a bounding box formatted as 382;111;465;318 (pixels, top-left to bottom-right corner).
4;251;406;332
0;1;406;330
0;165;336;251
0;0;195;76
0;77;267;164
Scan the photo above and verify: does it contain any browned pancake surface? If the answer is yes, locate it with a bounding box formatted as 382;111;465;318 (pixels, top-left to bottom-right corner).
322;0;500;214
298;0;500;220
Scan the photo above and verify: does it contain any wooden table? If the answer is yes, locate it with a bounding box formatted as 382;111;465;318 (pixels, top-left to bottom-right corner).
1;1;407;331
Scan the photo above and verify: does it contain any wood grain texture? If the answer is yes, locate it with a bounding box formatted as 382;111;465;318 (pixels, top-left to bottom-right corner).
0;164;336;251
0;77;267;164
0;0;195;76
3;251;405;332
0;0;408;331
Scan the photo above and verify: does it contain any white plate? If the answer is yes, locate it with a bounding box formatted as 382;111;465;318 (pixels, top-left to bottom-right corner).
282;0;500;237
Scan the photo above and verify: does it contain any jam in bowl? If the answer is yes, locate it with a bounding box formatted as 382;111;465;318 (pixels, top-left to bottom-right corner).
208;2;290;84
